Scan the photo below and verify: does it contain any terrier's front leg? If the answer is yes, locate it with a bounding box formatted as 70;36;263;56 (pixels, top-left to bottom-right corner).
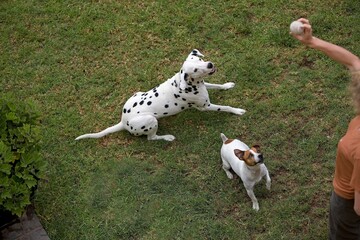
246;189;259;211
265;171;271;191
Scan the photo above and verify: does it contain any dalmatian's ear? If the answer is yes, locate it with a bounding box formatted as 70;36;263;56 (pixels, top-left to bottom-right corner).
179;70;188;90
187;49;204;60
191;49;204;57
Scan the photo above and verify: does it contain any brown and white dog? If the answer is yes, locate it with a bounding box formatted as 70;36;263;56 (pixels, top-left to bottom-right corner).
220;133;271;211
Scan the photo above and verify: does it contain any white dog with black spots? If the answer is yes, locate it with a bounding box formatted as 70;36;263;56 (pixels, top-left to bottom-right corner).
76;49;246;141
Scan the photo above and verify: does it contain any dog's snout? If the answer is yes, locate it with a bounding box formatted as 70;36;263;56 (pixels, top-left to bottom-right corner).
258;154;264;163
207;62;214;69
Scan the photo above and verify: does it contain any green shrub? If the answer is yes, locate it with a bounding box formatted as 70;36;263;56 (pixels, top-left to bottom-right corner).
0;95;46;216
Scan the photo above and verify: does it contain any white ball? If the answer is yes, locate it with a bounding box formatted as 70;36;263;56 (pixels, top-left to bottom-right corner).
290;21;304;35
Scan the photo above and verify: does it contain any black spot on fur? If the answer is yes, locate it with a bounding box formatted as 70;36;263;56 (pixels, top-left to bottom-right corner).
163;112;168;115
127;109;131;113
194;68;198;72
155;93;159;97
182;98;187;101
184;73;189;80
164;104;169;108
133;102;137;107
141;126;146;129
147;101;152;106
123;108;127;113
140;100;144;105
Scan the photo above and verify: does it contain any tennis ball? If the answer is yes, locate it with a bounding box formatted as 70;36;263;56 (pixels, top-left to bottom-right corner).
290;21;304;35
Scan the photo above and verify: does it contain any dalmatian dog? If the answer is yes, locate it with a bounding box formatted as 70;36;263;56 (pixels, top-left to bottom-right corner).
75;49;246;141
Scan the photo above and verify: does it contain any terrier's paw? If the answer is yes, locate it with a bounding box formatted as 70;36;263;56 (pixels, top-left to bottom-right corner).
252;202;259;211
225;172;234;179
266;182;271;191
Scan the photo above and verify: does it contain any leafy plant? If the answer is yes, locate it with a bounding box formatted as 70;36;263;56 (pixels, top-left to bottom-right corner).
0;95;46;217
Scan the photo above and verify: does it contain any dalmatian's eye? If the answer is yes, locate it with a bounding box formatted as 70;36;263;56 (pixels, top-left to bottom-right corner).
194;68;198;72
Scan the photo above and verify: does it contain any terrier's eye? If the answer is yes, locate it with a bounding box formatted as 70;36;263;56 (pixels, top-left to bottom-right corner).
194;68;198;72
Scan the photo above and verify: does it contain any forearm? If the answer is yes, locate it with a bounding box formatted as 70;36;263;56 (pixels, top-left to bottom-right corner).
291;18;360;71
306;37;360;71
355;190;360;216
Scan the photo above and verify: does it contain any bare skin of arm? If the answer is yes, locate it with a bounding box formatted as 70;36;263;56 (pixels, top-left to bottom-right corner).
291;18;360;72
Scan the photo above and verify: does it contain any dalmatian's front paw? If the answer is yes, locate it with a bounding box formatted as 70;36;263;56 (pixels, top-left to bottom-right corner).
163;135;176;141
233;108;246;115
222;82;235;90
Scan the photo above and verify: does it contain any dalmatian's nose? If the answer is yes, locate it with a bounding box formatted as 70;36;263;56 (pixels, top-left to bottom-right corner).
207;62;214;69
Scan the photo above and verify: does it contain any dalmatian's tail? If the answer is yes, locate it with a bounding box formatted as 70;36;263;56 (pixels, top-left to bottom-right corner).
75;122;125;140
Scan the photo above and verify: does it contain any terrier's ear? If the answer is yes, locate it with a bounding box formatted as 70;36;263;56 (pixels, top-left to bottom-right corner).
234;149;245;160
252;145;261;153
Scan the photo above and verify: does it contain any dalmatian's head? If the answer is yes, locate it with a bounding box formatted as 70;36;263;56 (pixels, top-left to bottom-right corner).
179;49;216;89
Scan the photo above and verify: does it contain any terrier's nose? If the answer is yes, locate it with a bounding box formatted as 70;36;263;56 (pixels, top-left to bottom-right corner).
207;62;214;69
258;154;264;163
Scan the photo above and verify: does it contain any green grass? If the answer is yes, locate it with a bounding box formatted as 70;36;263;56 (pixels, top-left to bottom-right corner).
1;0;360;239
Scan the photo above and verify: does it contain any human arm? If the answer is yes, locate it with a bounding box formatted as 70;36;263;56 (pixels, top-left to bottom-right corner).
355;190;360;216
291;18;360;72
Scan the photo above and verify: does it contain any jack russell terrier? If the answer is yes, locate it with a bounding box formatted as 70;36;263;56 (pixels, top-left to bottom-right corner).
220;133;271;211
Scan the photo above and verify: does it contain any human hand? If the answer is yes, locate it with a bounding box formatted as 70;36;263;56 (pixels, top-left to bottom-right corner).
290;18;314;46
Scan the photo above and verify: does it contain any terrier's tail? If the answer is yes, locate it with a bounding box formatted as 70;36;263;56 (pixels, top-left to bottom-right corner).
75;122;125;140
220;133;228;143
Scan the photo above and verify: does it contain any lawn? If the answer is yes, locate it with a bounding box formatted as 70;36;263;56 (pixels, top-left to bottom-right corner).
1;0;360;239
